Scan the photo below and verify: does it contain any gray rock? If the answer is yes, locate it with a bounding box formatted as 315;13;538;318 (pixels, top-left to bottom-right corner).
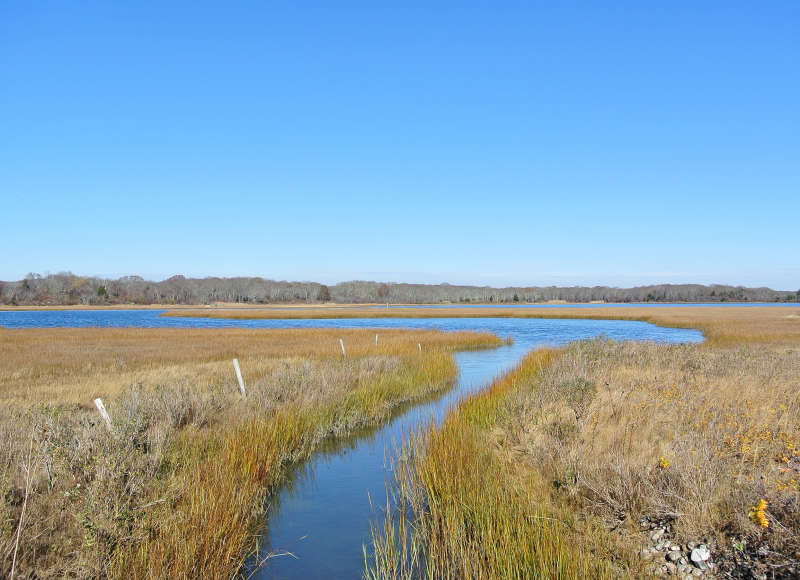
691;568;703;577
667;551;682;562
651;528;666;542
690;546;711;564
686;541;698;551
670;544;681;551
656;539;669;551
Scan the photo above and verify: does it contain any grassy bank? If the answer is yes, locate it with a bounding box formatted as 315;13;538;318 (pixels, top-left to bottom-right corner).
367;348;631;579
0;327;502;578
367;309;800;578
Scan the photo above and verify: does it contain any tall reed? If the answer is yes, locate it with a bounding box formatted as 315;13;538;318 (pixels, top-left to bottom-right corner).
367;349;635;579
0;328;502;578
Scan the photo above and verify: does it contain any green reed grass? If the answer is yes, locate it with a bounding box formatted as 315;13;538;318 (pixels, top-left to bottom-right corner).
366;349;636;579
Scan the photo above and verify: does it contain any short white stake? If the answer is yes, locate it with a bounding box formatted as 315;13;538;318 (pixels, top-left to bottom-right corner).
375;333;379;347
233;358;247;398
93;398;112;430
340;338;347;358
418;343;422;353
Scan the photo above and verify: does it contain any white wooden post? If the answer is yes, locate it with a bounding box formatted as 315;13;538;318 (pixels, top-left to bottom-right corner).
233;358;247;398
93;398;112;430
418;343;422;353
375;333;379;347
339;338;346;358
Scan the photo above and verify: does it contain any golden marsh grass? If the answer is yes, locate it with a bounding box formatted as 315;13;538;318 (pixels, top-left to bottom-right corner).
0;327;498;405
0;327;501;578
367;307;800;578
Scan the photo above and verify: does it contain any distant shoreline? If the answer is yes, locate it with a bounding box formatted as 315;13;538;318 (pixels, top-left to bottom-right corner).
3;274;796;308
1;300;796;312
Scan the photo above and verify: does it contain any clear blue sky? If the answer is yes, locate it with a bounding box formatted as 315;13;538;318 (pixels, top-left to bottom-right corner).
2;2;798;289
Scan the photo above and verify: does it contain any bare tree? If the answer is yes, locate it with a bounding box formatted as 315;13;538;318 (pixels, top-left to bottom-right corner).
0;273;794;306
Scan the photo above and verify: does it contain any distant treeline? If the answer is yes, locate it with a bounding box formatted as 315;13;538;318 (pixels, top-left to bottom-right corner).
1;273;798;306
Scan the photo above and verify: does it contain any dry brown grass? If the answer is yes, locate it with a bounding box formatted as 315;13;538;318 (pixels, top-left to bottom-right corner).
0;327;501;578
368;307;800;578
0;327;495;405
500;312;800;576
500;340;799;551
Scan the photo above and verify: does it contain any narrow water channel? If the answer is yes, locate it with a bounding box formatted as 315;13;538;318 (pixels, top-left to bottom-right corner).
242;318;702;579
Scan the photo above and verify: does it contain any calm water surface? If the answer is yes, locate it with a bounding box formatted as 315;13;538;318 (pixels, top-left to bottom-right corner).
0;302;794;328
0;310;703;578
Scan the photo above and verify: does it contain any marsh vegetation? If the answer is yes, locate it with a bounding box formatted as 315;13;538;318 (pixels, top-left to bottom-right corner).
367;308;800;578
2;307;796;578
0;327;501;577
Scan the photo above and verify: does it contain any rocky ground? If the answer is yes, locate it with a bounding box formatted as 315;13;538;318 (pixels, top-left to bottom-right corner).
638;517;799;579
639;518;715;578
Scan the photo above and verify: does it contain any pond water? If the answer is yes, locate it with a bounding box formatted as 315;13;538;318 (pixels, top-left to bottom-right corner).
0;310;703;578
0;302;794;328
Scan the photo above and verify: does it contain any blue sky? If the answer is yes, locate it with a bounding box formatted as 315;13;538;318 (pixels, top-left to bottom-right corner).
2;2;798;289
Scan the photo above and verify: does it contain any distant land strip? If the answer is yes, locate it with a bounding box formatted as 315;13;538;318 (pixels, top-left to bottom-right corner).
1;272;798;306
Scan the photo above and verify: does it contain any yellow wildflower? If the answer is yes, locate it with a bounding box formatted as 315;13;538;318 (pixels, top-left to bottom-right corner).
749;498;769;528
